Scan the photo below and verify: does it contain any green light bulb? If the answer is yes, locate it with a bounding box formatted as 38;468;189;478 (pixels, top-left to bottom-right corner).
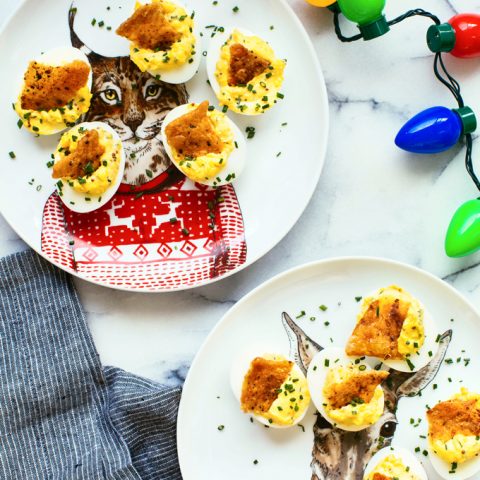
445;198;480;257
337;0;390;40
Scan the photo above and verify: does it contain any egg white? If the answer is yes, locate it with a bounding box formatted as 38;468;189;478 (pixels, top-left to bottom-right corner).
161;103;246;187
206;27;281;116
230;346;309;429
54;122;125;214
206;26;244;96
136;0;201;84
429;440;480;480
363;446;428;480
17;47;93;136
307;347;384;432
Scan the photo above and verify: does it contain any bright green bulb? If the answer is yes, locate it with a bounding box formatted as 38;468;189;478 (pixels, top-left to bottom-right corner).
337;0;386;24
445;198;480;257
337;0;390;40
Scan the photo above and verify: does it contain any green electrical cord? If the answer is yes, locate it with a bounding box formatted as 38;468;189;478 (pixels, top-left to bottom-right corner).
333;8;480;191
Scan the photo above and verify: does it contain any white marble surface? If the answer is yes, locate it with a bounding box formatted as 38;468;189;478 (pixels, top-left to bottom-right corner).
1;0;480;386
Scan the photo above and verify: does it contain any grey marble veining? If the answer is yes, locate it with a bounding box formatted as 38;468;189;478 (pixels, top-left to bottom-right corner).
1;0;480;387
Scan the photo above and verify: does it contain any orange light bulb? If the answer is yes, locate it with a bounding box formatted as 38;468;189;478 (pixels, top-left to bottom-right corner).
305;0;337;7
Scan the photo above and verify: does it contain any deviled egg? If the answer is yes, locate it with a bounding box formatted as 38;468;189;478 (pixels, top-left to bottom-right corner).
230;350;310;428
161;101;246;186
363;446;428;480
51;122;125;213
207;28;286;115
427;388;480;480
116;0;201;84
307;347;389;431
14;47;92;135
345;285;439;372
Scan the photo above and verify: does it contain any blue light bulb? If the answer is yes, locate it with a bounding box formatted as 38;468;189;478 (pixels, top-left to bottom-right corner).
395;106;477;154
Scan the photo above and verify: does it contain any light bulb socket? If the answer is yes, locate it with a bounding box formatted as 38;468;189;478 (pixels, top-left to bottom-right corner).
327;2;340;13
453;106;477;135
427;23;456;53
359;15;390;41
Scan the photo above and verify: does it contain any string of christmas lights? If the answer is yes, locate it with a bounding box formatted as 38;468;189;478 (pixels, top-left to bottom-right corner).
307;0;480;258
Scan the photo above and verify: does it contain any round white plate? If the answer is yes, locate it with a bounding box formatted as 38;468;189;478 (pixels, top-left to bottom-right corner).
0;0;328;292
178;257;480;479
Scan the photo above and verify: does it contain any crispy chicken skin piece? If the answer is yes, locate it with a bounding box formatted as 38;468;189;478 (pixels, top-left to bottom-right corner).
240;357;293;414
325;370;389;410
427;398;480;443
228;43;270;86
372;474;392;480
52;130;105;179
345;298;410;360
116;3;181;51
165;101;224;157
21;60;90;111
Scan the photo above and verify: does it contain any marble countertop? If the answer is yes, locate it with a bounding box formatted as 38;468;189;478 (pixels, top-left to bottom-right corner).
1;0;480;387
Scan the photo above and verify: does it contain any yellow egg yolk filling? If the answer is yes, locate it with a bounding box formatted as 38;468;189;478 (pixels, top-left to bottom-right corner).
359;285;426;358
167;105;234;184
129;0;195;73
265;366;310;426
364;454;421;480
54;126;121;196
15;85;91;135
429;388;480;465
215;29;286;115
240;354;310;427
324;365;385;427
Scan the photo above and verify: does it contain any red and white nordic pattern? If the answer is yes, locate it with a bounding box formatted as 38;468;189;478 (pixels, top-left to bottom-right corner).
41;176;246;290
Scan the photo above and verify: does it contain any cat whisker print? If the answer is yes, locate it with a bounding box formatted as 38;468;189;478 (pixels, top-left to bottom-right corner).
281;313;452;480
68;6;188;186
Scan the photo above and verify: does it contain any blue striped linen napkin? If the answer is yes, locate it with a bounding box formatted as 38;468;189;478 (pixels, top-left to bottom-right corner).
0;250;183;480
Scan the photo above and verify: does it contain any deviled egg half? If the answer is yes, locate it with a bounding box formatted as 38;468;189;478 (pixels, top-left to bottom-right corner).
427;388;480;480
345;285;439;372
51;122;125;213
363;446;428;480
15;47;92;135
207;27;286;115
116;0;201;84
161;101;246;186
230;349;310;428
307;347;389;431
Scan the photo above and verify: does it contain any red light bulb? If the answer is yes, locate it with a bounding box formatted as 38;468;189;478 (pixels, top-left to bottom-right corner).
427;13;480;58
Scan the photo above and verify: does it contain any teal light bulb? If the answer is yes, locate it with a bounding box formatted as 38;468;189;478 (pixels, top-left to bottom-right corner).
337;0;390;40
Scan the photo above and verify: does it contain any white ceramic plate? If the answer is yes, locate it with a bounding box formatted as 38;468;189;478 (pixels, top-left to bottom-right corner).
0;0;328;292
178;257;480;479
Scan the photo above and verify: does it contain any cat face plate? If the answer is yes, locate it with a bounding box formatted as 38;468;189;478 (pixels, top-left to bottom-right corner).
0;0;328;291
